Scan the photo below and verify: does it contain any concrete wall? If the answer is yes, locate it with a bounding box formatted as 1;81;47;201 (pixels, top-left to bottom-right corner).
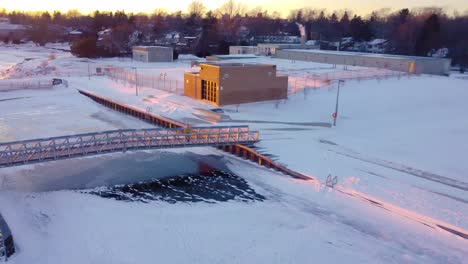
184;64;288;106
184;72;200;100
229;46;259;55
133;49;148;62
132;46;173;62
276;49;451;75
257;44;319;55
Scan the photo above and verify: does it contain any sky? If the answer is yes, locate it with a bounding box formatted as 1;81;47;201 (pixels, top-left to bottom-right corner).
0;0;466;16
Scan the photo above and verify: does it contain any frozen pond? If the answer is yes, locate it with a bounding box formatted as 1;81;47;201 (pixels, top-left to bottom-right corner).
0;150;265;203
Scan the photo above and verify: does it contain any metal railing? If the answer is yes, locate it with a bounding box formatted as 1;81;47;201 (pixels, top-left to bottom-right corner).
0;126;259;168
0;80;53;91
288;68;409;93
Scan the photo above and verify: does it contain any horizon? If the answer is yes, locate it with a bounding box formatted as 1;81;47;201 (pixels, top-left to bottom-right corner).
1;0;467;17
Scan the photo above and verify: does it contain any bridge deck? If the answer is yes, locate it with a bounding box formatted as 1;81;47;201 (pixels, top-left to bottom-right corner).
0;126;259;168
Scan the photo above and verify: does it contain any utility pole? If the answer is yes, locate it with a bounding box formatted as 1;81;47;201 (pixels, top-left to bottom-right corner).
333;80;344;126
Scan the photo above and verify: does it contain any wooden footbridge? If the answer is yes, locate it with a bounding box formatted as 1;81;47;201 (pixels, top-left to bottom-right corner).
0;126;258;168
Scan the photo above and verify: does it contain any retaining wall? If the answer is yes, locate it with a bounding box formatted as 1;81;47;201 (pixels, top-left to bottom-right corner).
79;89;312;181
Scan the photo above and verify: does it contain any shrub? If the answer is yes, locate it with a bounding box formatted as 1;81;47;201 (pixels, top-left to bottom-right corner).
71;37;100;58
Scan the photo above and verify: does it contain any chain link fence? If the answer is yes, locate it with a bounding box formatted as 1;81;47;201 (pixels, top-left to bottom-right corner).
0;79;54;92
104;67;182;95
288;68;410;94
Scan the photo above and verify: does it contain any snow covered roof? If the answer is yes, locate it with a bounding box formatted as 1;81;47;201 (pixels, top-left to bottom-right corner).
0;23;27;31
305;40;318;45
341;37;353;44
367;39;388;45
166;32;180;39
132;46;173;52
98;29;112;36
69;30;83;35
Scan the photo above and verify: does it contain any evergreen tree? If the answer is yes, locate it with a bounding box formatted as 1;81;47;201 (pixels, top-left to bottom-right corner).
414;14;441;56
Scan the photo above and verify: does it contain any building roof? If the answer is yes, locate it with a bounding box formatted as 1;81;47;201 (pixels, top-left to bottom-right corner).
207;54;259;60
367;39;388;45
69;30;83;35
132;46;173;51
201;62;276;68
284;49;451;61
0;23;28;31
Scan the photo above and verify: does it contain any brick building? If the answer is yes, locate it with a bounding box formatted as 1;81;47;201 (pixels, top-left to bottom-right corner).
184;63;288;106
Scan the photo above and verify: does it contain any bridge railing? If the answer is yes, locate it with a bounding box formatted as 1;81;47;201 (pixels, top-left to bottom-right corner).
0;127;259;167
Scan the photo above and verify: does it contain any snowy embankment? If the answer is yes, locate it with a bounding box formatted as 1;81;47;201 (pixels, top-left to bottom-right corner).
1;152;467;264
75;59;468;231
221;76;468;230
0;44;467;263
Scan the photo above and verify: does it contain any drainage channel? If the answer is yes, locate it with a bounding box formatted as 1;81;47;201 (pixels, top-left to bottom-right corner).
78;89;468;240
78;89;312;181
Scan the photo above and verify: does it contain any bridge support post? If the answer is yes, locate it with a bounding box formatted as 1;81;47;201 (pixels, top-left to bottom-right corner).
250;153;256;162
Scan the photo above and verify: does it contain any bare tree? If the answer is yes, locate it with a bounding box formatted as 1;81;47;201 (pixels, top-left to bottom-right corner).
217;0;247;18
188;1;207;18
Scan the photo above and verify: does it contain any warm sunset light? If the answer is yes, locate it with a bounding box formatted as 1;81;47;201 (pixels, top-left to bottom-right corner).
0;0;467;262
1;0;467;16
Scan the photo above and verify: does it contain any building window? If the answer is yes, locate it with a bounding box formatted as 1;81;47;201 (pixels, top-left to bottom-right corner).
201;80;217;103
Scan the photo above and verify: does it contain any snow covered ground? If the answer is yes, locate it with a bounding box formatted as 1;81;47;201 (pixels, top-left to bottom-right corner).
1;155;467;264
0;43;467;263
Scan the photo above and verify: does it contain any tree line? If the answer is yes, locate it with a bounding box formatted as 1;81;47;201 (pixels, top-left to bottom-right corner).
0;1;467;66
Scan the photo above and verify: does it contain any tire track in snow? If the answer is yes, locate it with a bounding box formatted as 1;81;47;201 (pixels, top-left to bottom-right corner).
331;150;468;192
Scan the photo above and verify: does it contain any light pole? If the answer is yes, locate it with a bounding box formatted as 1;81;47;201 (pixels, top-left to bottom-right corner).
333;80;344;127
87;59;91;80
132;67;138;96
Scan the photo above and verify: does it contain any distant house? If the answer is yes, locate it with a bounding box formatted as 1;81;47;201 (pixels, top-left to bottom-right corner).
69;29;82;35
96;28;128;55
164;31;180;44
0;213;15;260
0;18;28;42
366;39;388;53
